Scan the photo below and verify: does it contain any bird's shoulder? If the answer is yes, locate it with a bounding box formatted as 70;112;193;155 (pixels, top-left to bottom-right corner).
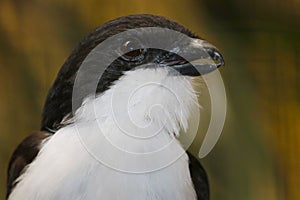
6;131;51;199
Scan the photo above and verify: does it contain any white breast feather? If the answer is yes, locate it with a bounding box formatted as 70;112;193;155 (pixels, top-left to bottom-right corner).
8;68;199;200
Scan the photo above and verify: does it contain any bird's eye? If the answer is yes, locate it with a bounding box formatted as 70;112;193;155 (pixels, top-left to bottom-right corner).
120;40;146;62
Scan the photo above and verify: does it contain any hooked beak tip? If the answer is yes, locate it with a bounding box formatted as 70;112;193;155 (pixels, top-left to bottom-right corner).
206;47;225;68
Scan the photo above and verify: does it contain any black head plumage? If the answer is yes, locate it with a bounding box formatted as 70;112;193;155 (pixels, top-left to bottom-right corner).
41;14;199;132
41;14;224;133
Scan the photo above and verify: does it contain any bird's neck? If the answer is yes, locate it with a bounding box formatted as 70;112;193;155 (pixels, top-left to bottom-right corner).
75;67;199;138
71;67;199;172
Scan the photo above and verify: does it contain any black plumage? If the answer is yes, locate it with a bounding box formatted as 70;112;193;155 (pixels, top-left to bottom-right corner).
41;14;198;132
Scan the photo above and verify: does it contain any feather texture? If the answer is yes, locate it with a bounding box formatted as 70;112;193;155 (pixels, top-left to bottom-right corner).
8;68;200;200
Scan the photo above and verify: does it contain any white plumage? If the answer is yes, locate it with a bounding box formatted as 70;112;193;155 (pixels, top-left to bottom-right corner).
9;67;199;200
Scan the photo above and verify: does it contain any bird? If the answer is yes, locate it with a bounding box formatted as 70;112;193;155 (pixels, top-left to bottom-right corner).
6;14;224;200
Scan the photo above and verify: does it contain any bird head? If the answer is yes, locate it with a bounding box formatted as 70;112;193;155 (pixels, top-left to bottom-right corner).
41;14;225;132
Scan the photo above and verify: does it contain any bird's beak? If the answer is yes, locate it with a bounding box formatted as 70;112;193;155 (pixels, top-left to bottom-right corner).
168;39;225;76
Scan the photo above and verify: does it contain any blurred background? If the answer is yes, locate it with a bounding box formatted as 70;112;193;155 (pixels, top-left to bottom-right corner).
0;0;299;199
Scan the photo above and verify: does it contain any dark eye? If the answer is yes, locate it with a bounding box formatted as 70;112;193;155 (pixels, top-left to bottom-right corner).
120;40;146;62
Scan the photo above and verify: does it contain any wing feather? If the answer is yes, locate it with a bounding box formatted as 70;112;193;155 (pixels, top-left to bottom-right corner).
6;131;51;199
187;152;210;200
